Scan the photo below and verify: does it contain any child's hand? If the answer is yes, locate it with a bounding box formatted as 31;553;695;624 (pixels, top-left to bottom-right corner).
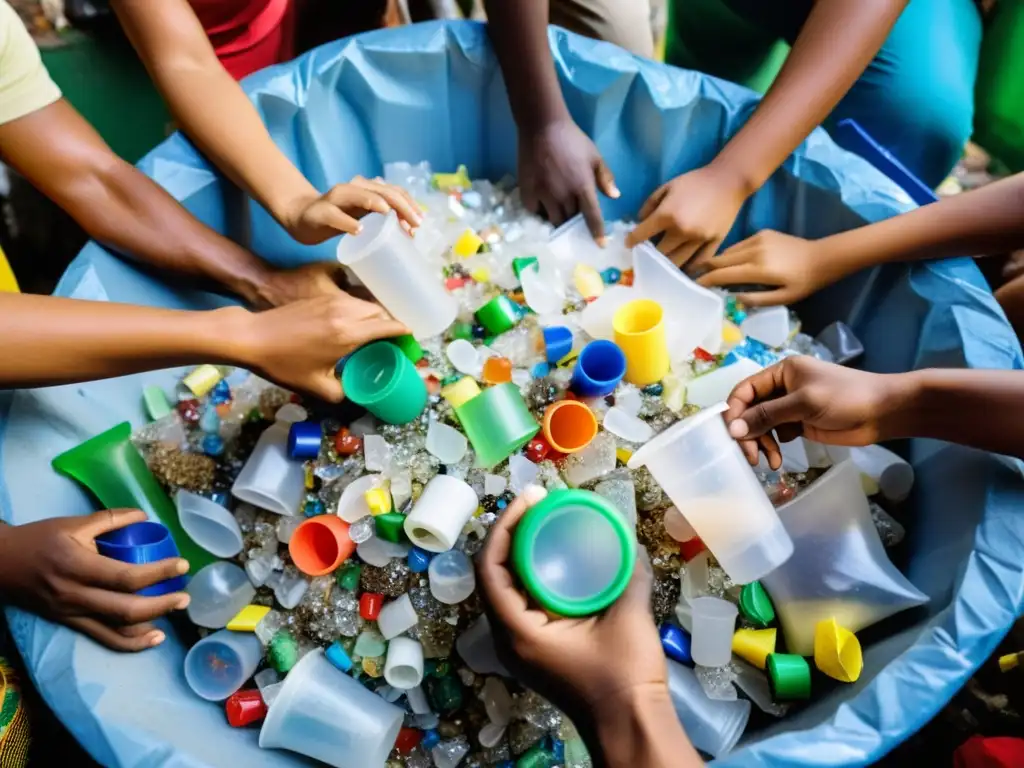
724;356;914;468
689;230;833;306
0;509;190;652
478;486;667;729
283;176;423;245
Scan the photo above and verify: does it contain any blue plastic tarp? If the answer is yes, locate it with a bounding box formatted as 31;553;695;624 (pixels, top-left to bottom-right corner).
2;21;1023;767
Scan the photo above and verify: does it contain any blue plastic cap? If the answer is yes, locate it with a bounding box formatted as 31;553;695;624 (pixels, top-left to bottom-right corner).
95;521;187;596
570;340;626;397
543;326;574;363
287;421;322;460
660;623;692;665
325;641;353;673
408;547;433;574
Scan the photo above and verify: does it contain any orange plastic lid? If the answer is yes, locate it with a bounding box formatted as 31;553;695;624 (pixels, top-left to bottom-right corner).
289;515;355;576
542;400;598;454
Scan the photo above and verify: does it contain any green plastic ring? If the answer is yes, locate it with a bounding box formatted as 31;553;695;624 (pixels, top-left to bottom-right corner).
767;653;812;700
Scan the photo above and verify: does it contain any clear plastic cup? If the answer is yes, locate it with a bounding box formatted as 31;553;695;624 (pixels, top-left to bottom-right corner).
628;403;793;585
335;211;456;339
667;660;750;758
259;649;404;768
690;597;739;667
183;629;262;701
231;422;305;517
175;490;243;558
186;561;256;629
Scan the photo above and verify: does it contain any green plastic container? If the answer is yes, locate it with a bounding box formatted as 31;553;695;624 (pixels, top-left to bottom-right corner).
454;383;539;468
511;489;636;617
974;0;1024;173
51;422;214;573
341;341;428;425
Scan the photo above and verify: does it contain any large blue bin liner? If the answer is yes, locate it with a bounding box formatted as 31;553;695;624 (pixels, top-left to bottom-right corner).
1;21;1022;767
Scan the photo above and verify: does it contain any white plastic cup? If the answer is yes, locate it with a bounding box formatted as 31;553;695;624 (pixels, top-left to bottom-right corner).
848;444;915;502
689;596;738;667
384;637;424;689
403;475;479;553
231;422;305;516
629;403;793;584
175;490;243;558
184;629;263;701
337;474;386;523
428;550;476;605
377;593;418;640
455;615;510;677
186;561;256;629
336;211;457;339
667;660;750;758
259;649;404;768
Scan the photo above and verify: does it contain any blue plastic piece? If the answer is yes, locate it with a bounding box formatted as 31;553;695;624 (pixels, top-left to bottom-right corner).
200;434;224;457
551;739;565;762
660;624;692;666
570;340;627;397
407;547;433;574
208;379;232;406
421;729;441;750
600;268;622;284
325;641;353;673
198;405;220;435
95;522;186;597
2;21;1022;768
833;119;940;207
208;490;229;508
531;362;551;379
287;421;322;460
542;326;574;363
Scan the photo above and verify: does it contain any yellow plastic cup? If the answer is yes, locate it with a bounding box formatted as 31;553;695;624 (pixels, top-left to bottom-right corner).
813;617;863;683
613;299;670;386
732;627;776;670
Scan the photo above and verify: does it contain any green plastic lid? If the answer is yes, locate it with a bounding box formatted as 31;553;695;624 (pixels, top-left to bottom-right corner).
389;334;423;363
767;653;812;700
739;581;776;627
512;256;539;279
341;341;427;425
455;383;539;468
512;489;636;617
475;295;521;336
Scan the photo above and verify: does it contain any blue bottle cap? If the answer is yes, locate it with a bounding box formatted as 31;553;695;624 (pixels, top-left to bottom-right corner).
407;547;433;574
570;340;626;398
287;421;322;460
325;641;353;673
660;623;692;665
542;326;574;363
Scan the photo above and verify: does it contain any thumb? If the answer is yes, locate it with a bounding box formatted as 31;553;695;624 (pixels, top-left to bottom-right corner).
309;372;344;404
355;318;412;345
729;392;809;440
604;548;654;622
594;158;620;199
76;508;148;542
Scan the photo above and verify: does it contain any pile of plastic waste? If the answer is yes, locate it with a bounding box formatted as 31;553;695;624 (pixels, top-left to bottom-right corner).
58;163;927;768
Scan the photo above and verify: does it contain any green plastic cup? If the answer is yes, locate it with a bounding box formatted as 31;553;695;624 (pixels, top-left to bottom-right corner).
52;421;215;573
454;383;539;468
475;295;520;336
511;489;636;617
342;341;427;425
767;653;812;701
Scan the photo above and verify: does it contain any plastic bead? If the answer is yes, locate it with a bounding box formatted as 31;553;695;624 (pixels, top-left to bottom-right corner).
407;547;432;573
177;398;201;425
601;267;622;284
143;386;173;421
471;323;487;338
325;640;353;673
375;512;407;543
226;605;271;633
619;268;634;286
334;428;362;456
335;562;361;591
426;675;463;714
512;256;539;278
421;729;441;750
482;357;513;385
303;498;325;518
183;364;224;398
517;745;558;768
225;689;267;727
767;653;811;700
476;295;521;336
642;382;664;396
453;229;484;258
364;487;393;516
395;727;423;754
525;436;552;463
445;276;467;291
660;624;692;665
362;657;384;678
739;582;776;627
693;347;715;363
360;593;384;621
202;435;224;457
209;379;232;405
268;631;299;673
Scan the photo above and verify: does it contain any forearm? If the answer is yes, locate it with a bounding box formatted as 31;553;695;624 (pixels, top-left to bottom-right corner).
0;294;253;388
585;687;703;768
713;0;906;195
482;0;570;131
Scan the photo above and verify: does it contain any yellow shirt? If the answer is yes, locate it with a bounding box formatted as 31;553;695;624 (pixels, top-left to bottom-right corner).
0;0;61;126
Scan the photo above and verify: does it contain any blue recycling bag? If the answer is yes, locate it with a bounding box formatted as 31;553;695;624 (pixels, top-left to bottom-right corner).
2;21;1022;767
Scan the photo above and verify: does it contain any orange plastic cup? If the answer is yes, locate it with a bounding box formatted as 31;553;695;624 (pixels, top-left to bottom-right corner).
542;400;598;454
289;516;355;576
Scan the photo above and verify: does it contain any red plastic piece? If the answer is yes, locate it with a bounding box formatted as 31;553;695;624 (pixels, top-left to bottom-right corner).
693;347;715;363
394;726;423;754
679;536;707;561
177;399;201;425
360;592;384;621
954;736;1024;768
290;393;303;403
619;269;634;287
525;436;552;463
445;277;467;291
334;428;362;456
225;689;267;727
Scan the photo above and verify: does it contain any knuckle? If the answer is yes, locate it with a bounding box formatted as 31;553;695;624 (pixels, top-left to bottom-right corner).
113;565;137;592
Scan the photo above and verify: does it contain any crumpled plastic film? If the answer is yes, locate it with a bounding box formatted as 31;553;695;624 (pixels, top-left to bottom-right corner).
1;21;1022;768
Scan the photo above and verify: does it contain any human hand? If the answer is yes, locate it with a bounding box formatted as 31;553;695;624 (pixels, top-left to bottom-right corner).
282;176;423;246
0;509;190;652
518;119;620;241
248;262;353;310
690;230;836;306
724;356;914;468
236;294;408;402
626;164;749;268
478;485;666;727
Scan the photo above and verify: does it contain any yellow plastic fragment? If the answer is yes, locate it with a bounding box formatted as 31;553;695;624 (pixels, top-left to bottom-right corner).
365;487;392;516
183;364;223;398
732;628;777;670
454;228;484;258
615;447;633;464
573;263;605;299
813;617;863;683
470;267;491;283
226;605;271;632
432;165;471;191
441;377;481;408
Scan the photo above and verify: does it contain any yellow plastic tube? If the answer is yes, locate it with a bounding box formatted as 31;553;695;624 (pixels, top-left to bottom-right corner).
813;617;863;683
732;628;777;670
613;299;670;386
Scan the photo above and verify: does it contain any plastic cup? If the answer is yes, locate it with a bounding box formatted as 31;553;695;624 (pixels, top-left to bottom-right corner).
341;342;428;425
666;660;750;759
287;421;322;460
542;326;574;363
428;550;476;605
186;561;256;629
259;648;404;768
454;383;539;469
570;340;626;397
231;421;306;517
613;298;671;385
289;515;355;576
628;403;793;585
511;489;636;617
475;295;520;335
384;637;424;690
95;520;187;596
52;421;215;573
542;400;598;454
403;475;479;553
184;629;263;702
690;597;738;667
335;211;457;339
377;593;418;640
175;490;243;558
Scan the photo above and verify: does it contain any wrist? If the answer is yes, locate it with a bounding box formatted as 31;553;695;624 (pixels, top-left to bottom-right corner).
590;683;680;766
876;370;928;442
208;306;260;369
706;154;759;200
273;187;321;235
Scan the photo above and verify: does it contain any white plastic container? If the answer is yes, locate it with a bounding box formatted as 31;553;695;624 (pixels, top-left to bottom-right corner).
175;490;243;558
183;629;262;701
186;561;256;629
403;475;479;552
377;593;418;640
335;211;456;339
428;550;476;605
384;637;424;689
685;358;763;409
689;596;738;667
762;459;928;655
667;660;750;758
259;649;404;768
231;422;304;516
629;403;793;584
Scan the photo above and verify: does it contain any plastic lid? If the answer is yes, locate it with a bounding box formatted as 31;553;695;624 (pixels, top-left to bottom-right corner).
542;400;598;454
335;211;395;266
289;516;355;576
512;489;635;617
767;653;811;700
739;581;776;627
627;402;729;470
342;341;427;424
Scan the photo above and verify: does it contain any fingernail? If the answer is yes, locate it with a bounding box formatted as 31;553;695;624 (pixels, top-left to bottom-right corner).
176;559;190;575
149;631;165;647
609;184;621;198
522;484;548;505
175;595;191;610
596;235;608;248
354;224;363;235
729;420;749;438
